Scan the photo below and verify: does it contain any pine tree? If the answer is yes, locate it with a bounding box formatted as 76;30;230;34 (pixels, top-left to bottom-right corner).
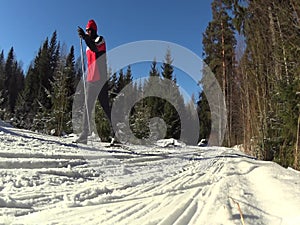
15;32;60;131
0;47;25;121
202;0;236;146
130;97;151;143
49;31;60;74
95;101;110;141
38;32;60;111
47;46;76;136
149;60;159;78
185;94;200;144
124;65;133;86
3;48;14;114
161;49;174;80
11;61;24;113
48;68;67;135
123;65;135;115
115;67;133;117
273;80;300;167
144;60;163;117
108;71;118;101
197;92;211;141
160;50;184;139
64;46;76;115
16;63;39;129
0;50;4;91
116;69;125;93
0;50;5;118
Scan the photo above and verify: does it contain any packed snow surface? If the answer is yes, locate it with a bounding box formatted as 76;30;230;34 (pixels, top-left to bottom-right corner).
0;124;300;225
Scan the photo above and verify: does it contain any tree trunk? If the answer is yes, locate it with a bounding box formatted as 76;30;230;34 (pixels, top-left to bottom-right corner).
295;113;300;170
221;19;230;146
268;5;281;80
276;14;289;84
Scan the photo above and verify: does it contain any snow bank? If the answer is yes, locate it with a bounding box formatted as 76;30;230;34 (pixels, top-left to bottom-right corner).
156;138;186;147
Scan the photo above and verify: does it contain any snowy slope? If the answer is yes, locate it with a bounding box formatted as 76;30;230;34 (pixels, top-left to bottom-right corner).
0;125;300;225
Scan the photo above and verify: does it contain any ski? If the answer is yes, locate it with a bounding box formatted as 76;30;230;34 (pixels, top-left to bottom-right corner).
69;139;133;152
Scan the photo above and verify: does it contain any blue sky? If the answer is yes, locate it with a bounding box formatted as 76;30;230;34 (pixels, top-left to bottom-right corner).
0;0;213;99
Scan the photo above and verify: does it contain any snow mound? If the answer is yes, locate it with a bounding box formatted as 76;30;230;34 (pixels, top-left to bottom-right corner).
156;138;186;147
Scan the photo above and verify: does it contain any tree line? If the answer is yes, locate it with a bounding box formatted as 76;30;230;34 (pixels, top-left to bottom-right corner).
0;31;80;135
0;31;195;144
198;0;300;170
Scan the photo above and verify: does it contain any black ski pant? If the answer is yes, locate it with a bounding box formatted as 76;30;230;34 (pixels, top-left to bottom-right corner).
81;80;114;138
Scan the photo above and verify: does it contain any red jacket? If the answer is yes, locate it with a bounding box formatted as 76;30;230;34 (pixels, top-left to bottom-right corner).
86;36;106;82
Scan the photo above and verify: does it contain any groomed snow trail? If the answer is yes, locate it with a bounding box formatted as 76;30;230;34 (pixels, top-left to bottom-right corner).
1;125;300;225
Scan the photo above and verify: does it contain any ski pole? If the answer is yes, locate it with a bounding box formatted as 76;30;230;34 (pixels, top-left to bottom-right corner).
80;37;91;136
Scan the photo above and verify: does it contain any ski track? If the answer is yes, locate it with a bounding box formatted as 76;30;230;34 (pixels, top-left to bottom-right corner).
1;127;300;224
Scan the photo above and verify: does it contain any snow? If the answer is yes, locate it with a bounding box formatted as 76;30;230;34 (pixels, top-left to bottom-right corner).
0;124;300;225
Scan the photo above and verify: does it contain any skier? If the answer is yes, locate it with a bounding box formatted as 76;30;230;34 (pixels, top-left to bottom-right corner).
76;19;114;145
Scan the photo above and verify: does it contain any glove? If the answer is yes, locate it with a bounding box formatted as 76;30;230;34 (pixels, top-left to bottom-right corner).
77;26;85;38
